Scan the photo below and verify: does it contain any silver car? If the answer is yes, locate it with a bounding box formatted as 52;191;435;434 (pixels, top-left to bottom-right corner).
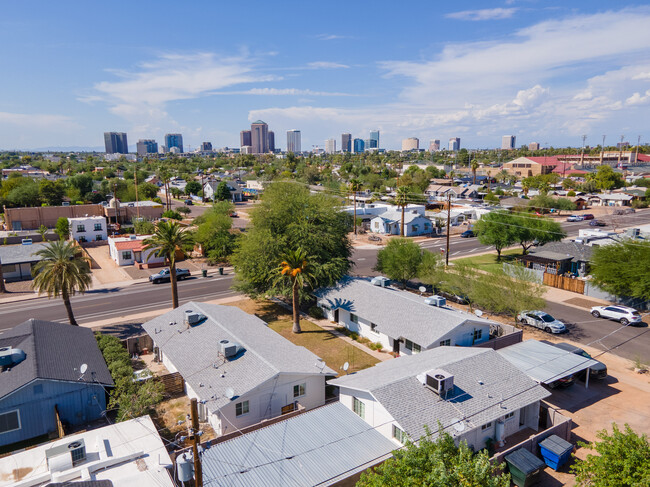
591;306;642;326
517;311;566;334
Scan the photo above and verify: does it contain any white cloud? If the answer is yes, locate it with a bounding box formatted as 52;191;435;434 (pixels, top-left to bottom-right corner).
631;72;650;80
0;111;77;129
307;61;349;69
315;34;349;41
626;90;650;106
214;87;355;96
445;8;517;21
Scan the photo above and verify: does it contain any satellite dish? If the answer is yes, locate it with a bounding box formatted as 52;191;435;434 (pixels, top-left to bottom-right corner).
474;310;483;317
80;364;88;374
224;387;235;399
343;362;349;371
452;419;465;432
418;286;427;294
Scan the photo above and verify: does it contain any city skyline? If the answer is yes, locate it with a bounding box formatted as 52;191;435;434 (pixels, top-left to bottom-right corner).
1;1;649;151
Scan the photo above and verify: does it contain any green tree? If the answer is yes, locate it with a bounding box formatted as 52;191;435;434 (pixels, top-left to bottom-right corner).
277;248;314;333
591;240;650;300
31;240;92;326
571;423;650;487
394;186;410;237
54;217;69;240
513;214;565;254
185;180;202;195
474;211;519;260
588;165;625;190
357;427;510;487
134;220;155;235
39;179;65;206
470;159;479;185
143;221;194;309
214;181;232;201
193;202;235;263
350;178;362;236
374;238;437;289
162;209;183;220
37;224;49;241
8;181;40;207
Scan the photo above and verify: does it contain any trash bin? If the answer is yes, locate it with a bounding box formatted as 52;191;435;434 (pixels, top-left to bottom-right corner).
219;267;224;275
538;435;573;471
202;269;208;278
504;448;546;487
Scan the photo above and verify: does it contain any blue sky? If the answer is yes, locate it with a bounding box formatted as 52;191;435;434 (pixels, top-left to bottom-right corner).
1;1;649;151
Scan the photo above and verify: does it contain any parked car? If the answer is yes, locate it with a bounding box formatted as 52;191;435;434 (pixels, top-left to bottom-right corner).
566;215;584;222
548;374;575;389
184;199;193;206
460;230;475;238
229;211;238;217
590;305;643;326
550;342;608;380
582;213;595;220
149;268;191;284
589;219;606;226
614;208;635;215
516;310;567;333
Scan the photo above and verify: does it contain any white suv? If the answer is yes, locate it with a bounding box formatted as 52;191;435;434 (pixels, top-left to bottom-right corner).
590;306;643;325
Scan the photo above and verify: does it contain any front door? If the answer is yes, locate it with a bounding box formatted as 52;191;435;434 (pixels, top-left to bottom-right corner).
334;309;339;323
134;251;142;263
520;407;527;427
393;339;400;355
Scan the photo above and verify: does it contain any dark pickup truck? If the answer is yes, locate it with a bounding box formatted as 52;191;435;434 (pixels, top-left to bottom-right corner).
149;268;191;284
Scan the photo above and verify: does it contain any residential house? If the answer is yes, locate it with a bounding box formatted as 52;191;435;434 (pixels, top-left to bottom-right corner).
587;193;633;207
68;215;107;243
370;210;433;236
527;241;594;276
203;180;244;202
107;234;166;267
315;277;495;355
0;416;174;487
425;185;460;200
0;319;113;449
328;347;550;450
0;242;50;281
141;302;336;436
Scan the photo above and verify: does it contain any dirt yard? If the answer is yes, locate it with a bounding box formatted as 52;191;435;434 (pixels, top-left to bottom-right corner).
152;396;217;445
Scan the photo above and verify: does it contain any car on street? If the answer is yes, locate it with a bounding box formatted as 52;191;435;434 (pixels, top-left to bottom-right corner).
548;342;608;380
589;220;607;226
460;230;475;238
566;215;584;222
516;310;567;333
590;305;643;325
149;268;191;284
582;213;595;220
184;199;193;206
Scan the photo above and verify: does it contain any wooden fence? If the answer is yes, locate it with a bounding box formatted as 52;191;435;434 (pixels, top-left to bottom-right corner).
123;334;154;355
543;273;585;294
474;330;523;351
153;372;185;398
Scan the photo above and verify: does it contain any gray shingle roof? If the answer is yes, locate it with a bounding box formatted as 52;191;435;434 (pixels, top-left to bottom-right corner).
141;302;335;413
371;211;429;225
200;402;396;487
0;242;49;265
0;319;113;399
314;277;497;347
329;347;549;441
533;241;593;262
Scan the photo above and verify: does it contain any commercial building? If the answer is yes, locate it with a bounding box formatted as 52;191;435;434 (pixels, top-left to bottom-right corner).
268;130;275;152
502;135;516;150
529;142;540;151
240;129;252;147
502;156;573;178
353;138;365;153
251;120;269;154
287;129;301;153
342;132;352;152
402;137;419;151
3;204;104;231
103;132;128;154
429;139;441;152
136;139;158;156
325;138;336;154
164;133;183;153
449;137;461;151
369;130;380;148
201;141;213;151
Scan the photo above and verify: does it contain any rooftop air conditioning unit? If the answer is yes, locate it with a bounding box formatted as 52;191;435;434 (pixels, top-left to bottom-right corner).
46;439;87;472
219;340;242;359
21;238;33;245
0;347;26;369
371;276;391;288
129;235;137;240
184;310;206;327
422;369;454;398
424;295;446;307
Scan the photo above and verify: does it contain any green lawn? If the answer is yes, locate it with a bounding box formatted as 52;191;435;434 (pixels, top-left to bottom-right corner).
451;248;521;273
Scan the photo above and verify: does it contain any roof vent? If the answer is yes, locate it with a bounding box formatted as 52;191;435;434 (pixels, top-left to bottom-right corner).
21;238;33;245
371;276;391;288
424;295;446;307
219;339;243;359
184;310;206;327
418;369;454;398
0;347;26;370
129;235;137;240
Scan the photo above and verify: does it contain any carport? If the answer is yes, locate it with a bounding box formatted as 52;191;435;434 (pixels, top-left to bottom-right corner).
497;340;599;389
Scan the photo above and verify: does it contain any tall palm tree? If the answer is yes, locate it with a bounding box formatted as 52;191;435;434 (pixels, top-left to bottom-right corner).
31;240;92;326
470;159;479;185
394;186;410;237
143;221;193;309
349;179;362;236
277;248;314;334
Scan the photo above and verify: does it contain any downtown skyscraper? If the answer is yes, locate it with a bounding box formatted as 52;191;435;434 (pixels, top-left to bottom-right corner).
251;120;269;154
104;132;128;154
287;129;301;153
164;133;183;153
341;133;352;152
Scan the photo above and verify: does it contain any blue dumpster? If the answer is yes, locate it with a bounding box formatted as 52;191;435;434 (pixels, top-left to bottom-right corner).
538;435;573;471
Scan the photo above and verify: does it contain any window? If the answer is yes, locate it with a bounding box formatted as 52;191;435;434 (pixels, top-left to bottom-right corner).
412;224;419;232
121;251;132;261
405;339;413;351
293;383;306;398
412;343;421;353
392;425;408;444
370;322;379;334
350;314;358;324
353;397;365;419
95;234;103;241
235;400;249;417
1;264;16;274
33;384;43;395
481;422;492;431
0;410;20;434
76;224;85;232
93;223;102;231
505;412;515;421
440;339;451;346
473;329;483;341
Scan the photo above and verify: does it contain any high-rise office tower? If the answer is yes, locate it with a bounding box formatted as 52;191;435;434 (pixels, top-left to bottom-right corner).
429;139;441;152
325;138;336;154
353;138;365;153
268;131;275;152
164;133;184;153
287;129;301;153
201;142;213;151
251;120;269;154
369;130;380;149
501;135;516;150
448;137;461;151
240;130;252;147
528;142;540;151
104;132;128;154
136;139;158;156
402;137;419;151
341;133;352;152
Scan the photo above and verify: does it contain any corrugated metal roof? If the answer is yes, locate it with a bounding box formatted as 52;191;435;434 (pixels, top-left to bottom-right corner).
497;340;599;384
200;402;396;487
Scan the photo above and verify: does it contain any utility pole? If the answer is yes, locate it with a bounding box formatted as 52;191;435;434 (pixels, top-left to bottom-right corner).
445;192;451;266
189;398;203;487
635;135;641;166
601;135;606;165
618;135;624;167
580;135;587;170
134;166;140;224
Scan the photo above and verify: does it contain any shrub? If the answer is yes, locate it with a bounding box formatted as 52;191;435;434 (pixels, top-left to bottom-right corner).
308;306;325;319
162;210;182;220
350;332;359;341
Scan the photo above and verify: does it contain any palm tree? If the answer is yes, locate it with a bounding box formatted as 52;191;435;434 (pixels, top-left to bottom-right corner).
31;240;92;326
143;221;193;309
349;179;362;236
394;186;410;237
277;248;314;334
470;160;479;185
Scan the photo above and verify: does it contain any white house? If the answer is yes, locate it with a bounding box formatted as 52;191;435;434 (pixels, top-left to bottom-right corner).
370;210;434;236
343;202;425;220
315;277;495;355
328;347;550;450
141;302;336;436
107;234;165;267
68;215;107;242
203;180;244;202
